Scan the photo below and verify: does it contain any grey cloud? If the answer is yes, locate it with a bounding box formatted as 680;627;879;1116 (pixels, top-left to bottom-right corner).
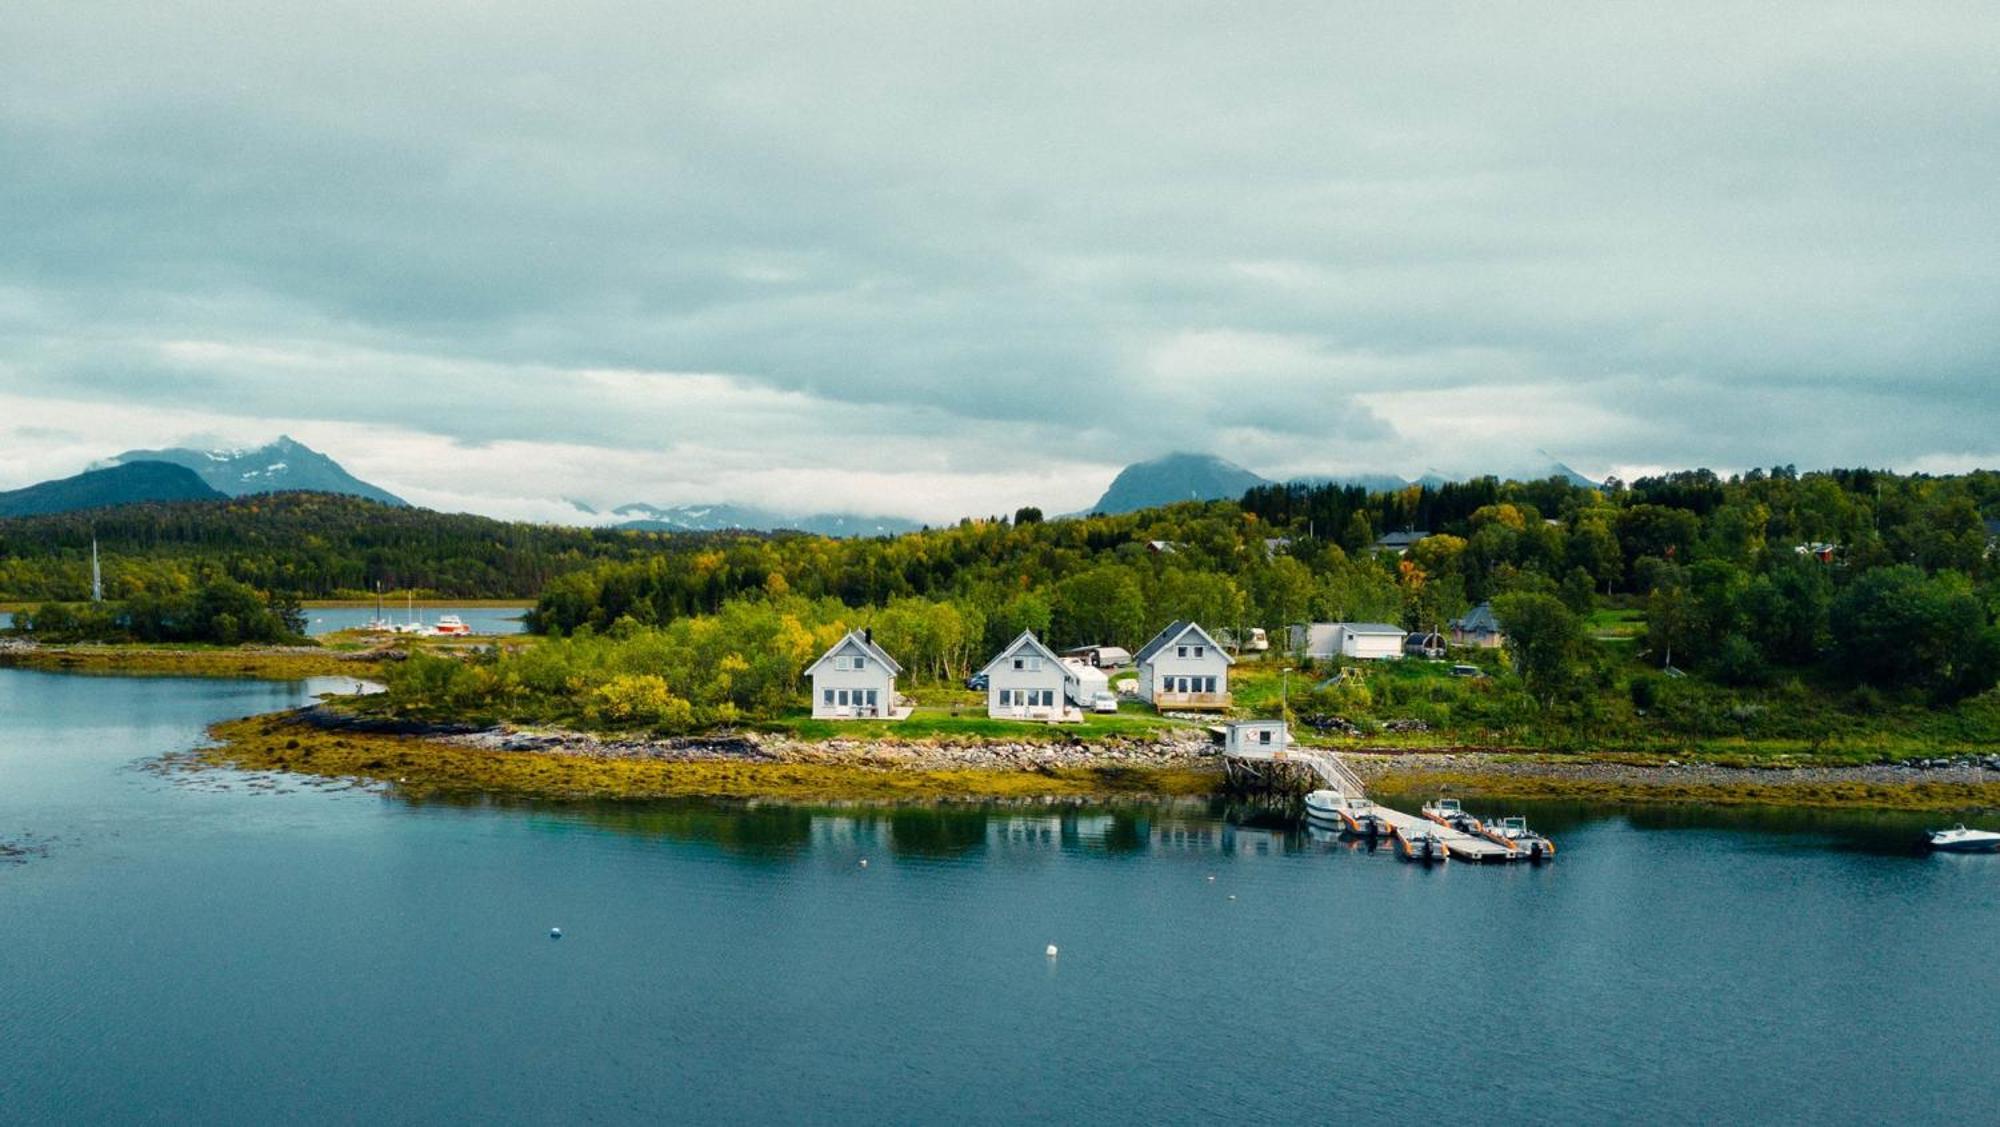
1;0;1996;511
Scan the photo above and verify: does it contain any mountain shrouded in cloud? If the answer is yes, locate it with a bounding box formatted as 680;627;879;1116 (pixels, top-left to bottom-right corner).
107;437;406;507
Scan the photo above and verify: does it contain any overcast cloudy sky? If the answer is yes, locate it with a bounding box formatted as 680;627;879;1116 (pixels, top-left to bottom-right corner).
2;2;1996;521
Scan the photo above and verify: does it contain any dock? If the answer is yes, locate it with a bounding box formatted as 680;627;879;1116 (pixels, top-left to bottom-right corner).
1222;734;1532;863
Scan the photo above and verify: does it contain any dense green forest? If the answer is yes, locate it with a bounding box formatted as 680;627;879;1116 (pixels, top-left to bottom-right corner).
0;492;720;600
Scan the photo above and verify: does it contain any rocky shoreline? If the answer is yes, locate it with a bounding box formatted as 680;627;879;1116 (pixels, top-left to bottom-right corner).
1351;750;2000;789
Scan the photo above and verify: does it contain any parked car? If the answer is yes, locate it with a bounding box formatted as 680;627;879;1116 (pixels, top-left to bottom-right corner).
1449;664;1485;678
1091;691;1120;714
965;673;989;691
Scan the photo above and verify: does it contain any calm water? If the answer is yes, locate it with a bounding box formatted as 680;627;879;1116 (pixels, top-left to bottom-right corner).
3;669;1998;1124
303;605;528;636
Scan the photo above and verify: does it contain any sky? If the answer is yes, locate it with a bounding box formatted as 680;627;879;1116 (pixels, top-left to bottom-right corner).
2;1;1997;523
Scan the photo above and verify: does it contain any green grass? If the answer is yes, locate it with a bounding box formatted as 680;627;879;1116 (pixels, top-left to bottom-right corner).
756;704;1189;743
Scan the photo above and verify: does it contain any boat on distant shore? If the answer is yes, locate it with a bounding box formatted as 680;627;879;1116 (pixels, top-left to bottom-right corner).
1926;824;2000;853
430;615;472;636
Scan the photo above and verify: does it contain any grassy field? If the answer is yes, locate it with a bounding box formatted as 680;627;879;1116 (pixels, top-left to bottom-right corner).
0;644;385;681
1373;766;2000;813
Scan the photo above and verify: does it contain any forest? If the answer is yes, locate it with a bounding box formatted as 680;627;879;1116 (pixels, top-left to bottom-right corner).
6;467;2000;740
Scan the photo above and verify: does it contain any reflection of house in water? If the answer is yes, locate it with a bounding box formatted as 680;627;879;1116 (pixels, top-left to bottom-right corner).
990;815;1064;849
809;815;894;852
1226;823;1288;858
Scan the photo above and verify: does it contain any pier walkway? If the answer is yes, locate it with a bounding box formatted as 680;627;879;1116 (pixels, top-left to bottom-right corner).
1223;739;1523;862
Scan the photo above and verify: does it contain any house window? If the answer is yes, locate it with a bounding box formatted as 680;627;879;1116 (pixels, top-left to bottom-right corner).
823;690;835;705
1258;730;1272;744
1177;645;1188;658
1194;646;1204;658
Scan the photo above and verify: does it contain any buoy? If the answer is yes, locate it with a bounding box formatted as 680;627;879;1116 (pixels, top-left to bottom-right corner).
858;859;869;867
1205;875;1215;882
1227;894;1237;901
549;927;563;939
1045;944;1059;957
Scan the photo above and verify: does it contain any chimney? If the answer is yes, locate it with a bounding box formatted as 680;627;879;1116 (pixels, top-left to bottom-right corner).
864;627;873;645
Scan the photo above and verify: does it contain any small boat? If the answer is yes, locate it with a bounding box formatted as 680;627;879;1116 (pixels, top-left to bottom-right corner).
431;614;473;636
1421;797;1483;834
1395;825;1448;863
1302;790;1345;824
1479;815;1557;861
1927;824;2000;853
1333;795;1391;838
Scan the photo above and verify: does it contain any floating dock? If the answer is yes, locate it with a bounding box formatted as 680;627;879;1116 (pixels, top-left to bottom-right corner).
1225;738;1540;863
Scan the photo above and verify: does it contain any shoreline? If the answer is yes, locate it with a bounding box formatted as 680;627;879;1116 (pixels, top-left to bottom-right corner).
193;706;2000;812
0;641;389;681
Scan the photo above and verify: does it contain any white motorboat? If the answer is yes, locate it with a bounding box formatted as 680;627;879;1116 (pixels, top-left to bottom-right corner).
431;615;472;636
1479;815;1558;861
1395;825;1448;863
1303;790;1345;823
1421;797;1483;834
1926;824;2000;853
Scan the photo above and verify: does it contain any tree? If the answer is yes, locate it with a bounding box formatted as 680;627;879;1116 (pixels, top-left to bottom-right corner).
1491;592;1588;708
1831;566;2000;702
1013;506;1044;525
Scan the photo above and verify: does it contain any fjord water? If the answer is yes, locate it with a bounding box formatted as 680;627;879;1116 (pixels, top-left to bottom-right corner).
302;605;528;635
3;669;1997;1124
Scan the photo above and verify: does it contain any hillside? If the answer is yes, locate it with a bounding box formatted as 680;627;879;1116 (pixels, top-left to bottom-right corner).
0;462;223;518
0;492;710;600
108;435;407;506
1086;453;1271;514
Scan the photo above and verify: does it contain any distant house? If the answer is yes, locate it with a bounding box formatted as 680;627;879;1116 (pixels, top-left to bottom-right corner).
1146;540;1181;555
1223;719;1291;758
1450;602;1505;649
1290;622;1406;661
1133;620;1234;710
978;631;1091;721
1371;530;1429;555
805;629;906;720
1795;542;1839;564
1404;630;1445;659
1063;644;1133;669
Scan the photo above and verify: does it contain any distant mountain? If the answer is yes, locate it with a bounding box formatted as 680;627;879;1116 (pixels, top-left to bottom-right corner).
106;436;406;506
612;502;921;539
1085;453;1272;514
0;461;224;519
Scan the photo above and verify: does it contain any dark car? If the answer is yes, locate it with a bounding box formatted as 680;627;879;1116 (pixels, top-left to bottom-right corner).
965;673;989;691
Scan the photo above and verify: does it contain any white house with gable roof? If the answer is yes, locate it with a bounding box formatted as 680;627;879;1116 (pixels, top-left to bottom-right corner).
1133;620;1234;710
978;631;1087;722
805;629;908;720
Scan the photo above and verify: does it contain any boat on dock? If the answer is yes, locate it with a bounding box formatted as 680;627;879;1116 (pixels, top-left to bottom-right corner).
1926;824;2000;853
1394;824;1448;863
1302;790;1345;824
1479;815;1557;861
1421;797;1483;835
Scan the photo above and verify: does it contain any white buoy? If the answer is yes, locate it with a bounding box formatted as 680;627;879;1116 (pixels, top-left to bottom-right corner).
858;859;869;868
1206;875;1216;882
1045;944;1059;958
549;927;563;939
1227;894;1237;901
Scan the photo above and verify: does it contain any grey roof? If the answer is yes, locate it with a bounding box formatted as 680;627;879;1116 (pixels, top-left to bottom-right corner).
805;629;903;676
1372;530;1429;549
1133;620;1234;666
976;630;1066;678
1452;602;1502;634
1341;622;1407;635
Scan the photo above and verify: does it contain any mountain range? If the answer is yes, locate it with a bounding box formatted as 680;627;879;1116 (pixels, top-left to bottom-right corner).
0;462;225;519
105;436;407;507
611;503;922;539
1080;452;1600;514
5;435;1601;531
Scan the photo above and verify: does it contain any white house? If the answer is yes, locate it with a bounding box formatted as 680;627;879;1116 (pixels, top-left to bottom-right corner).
978;631;1086;722
805;629;907;720
1133;620;1234;711
1290;622;1407;661
1223;719;1291;758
